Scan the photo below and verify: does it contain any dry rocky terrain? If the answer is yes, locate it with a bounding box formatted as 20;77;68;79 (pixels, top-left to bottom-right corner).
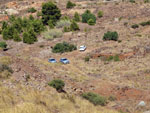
1;0;150;113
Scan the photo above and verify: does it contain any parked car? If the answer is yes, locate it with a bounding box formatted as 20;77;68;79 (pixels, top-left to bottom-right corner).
48;58;57;63
79;45;86;51
60;58;70;64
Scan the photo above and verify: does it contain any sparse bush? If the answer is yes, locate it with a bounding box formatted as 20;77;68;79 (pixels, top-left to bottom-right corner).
52;42;77;53
42;2;61;25
74;12;80;22
82;10;96;24
103;31;118;41
98;11;103;18
56;20;71;28
140;20;150;26
0;64;13;73
43;29;63;40
70;21;80;31
105;55;120;61
144;0;150;3
63;26;71;32
48;20;54;29
66;1;76;9
129;0;135;3
81;92;107;106
84;56;90;62
37;11;42;17
29;15;34;20
28;7;37;13
108;95;117;101
61;16;70;20
48;79;65;91
131;24;139;29
0;42;7;49
88;19;95;25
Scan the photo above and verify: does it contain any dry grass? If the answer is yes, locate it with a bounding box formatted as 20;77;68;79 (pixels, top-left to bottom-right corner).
0;56;12;65
0;84;119;113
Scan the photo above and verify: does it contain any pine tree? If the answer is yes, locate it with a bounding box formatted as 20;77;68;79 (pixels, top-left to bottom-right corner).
42;2;61;25
74;12;80;22
13;30;21;42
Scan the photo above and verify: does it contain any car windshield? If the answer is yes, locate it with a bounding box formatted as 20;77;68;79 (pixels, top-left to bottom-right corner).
50;59;55;61
62;58;67;60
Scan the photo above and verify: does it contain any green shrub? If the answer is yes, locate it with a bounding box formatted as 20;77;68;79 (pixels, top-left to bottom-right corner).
0;64;13;73
2;21;8;30
129;0;135;3
28;7;37;13
81;92;107;106
105;55;120;61
61;16;70;20
144;0;150;3
56;19;71;28
29;15;34;20
70;21;80;31
131;24;139;29
66;1;76;9
108;95;117;101
0;42;7;49
74;12;80;22
2;26;14;40
98;11;103;18
48;79;65;91
43;29;63;40
32;19;45;34
42;2;61;25
48;20;54;29
103;31;118;41
84;56;90;62
13;30;21;42
52;42;77;53
88;19;95;25
63;26;71;32
23;29;37;44
37;11;42;17
140;20;150;26
82;10;96;24
12;20;22;33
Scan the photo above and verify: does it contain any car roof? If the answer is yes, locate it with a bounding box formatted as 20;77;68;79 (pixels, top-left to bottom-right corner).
49;58;56;60
61;58;67;59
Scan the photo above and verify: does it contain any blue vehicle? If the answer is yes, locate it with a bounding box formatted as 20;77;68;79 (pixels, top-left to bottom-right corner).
60;58;70;64
48;58;57;63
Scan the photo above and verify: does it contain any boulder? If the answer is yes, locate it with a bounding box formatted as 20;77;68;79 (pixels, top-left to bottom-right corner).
5;9;19;15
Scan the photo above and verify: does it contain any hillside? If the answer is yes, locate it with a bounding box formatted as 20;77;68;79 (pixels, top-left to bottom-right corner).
0;0;150;113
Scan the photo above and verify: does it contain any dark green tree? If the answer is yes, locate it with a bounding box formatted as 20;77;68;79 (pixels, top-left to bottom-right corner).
42;2;61;25
82;10;96;24
48;79;65;92
103;31;119;41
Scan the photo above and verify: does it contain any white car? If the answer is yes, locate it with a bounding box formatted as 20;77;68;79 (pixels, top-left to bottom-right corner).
79;45;86;51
